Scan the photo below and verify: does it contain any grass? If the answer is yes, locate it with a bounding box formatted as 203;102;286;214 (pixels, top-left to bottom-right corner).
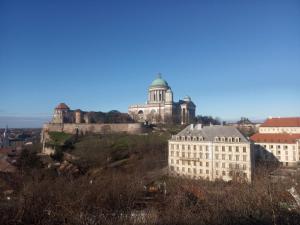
69;133;169;172
47;131;73;146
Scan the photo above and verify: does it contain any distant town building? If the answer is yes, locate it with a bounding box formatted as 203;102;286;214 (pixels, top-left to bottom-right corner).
251;117;300;166
168;124;254;182
128;74;196;124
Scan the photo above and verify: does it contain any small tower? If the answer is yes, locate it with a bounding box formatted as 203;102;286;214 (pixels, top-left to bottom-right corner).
75;110;82;124
52;103;70;123
2;125;10;147
165;88;173;103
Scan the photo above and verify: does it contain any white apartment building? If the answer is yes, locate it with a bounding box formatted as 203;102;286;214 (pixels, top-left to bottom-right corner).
251;117;300;166
168;124;254;182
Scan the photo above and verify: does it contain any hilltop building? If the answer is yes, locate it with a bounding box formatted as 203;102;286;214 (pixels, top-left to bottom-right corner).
128;74;196;124
251;117;300;166
168;124;254;182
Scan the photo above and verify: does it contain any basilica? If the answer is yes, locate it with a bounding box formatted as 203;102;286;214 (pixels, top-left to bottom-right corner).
128;74;196;124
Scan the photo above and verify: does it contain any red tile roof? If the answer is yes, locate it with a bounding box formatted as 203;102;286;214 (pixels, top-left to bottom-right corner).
261;117;300;127
55;103;70;110
250;133;300;144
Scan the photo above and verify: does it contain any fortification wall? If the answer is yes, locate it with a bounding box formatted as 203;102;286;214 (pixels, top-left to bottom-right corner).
42;123;144;135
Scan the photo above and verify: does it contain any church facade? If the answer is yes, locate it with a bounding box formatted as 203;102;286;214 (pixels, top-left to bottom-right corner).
128;74;196;124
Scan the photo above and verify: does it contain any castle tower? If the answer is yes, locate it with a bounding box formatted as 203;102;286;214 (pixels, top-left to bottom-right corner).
75;110;82;124
52;103;70;123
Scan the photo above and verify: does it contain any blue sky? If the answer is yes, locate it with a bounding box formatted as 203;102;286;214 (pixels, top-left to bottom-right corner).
0;0;299;127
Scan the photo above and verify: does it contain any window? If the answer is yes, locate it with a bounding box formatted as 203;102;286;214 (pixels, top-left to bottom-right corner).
222;171;226;176
182;167;185;172
176;144;179;150
270;145;273;149
243;147;246;153
170;151;174;156
188;168;191;173
171;159;174;164
171;144;174;150
215;162;219;168
222;163;225;168
182;152;185;158
182;161;185;166
243;155;247;161
206;170;209;174
193;168;197;174
199;162;202;166
242;164;246;170
206;153;209;159
188;145;190;150
188;153;191;158
222;154;225;160
182;145;185;150
176;160;179;164
193;161;196;166
216;170;219;175
194;145;197;150
206;162;209;167
215;146;219;151
229;155;232;160
206;146;209;151
200;169;203;174
176;152;179;157
222;146;225;152
284;145;288;150
193;153;197;158
215;154;219;160
236;155;240;161
188;161;191;165
229;146;232;152
200;153;203;159
277;145;281;149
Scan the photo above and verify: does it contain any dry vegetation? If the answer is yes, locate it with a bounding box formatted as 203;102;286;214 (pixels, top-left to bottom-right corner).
1;132;300;225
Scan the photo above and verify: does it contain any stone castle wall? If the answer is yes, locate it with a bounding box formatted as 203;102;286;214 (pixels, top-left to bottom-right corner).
43;123;144;135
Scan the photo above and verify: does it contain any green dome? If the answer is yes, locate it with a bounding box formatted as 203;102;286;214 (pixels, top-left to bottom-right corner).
150;74;169;87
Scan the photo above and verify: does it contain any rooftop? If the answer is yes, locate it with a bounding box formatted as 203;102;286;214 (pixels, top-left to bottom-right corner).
261;117;300;127
55;103;70;110
250;133;300;144
174;124;249;142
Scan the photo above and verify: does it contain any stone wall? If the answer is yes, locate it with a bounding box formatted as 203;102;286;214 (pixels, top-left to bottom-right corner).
42;122;144;136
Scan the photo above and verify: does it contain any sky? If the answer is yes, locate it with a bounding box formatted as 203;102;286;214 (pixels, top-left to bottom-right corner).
0;0;299;128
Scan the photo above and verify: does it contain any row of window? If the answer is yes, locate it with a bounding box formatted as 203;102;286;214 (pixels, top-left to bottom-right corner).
169;166;248;175
169;159;248;169
170;151;248;161
170;144;248;153
173;136;242;142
